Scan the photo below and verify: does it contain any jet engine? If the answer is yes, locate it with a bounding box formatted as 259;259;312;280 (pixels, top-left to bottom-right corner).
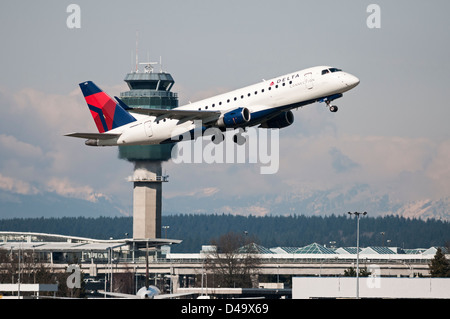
217;107;251;128
260;110;294;129
136;286;161;299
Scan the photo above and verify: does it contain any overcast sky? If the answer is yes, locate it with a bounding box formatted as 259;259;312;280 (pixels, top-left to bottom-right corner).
0;1;449;217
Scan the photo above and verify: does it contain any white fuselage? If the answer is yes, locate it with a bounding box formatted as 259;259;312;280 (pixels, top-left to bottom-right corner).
98;66;359;146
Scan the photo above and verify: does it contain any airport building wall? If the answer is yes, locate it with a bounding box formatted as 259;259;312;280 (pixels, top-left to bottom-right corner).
292;277;450;299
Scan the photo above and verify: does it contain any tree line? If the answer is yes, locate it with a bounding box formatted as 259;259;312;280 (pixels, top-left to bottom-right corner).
0;214;449;253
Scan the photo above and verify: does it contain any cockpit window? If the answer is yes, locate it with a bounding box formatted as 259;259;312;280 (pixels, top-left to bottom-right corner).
329;68;342;73
321;69;329;75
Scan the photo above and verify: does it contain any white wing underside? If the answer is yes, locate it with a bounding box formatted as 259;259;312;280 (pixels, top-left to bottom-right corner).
128;107;221;124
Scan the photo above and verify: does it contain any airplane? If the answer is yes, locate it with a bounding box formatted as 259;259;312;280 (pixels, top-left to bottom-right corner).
65;66;359;146
100;285;195;299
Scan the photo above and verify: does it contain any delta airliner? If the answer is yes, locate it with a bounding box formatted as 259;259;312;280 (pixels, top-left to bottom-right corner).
66;66;359;146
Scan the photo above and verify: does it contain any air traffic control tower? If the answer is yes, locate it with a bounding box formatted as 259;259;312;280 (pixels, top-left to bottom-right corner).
118;61;177;239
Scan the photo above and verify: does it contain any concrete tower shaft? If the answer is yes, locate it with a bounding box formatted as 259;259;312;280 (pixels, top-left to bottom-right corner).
132;161;167;239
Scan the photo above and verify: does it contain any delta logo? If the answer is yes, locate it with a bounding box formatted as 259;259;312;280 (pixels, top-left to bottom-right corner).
270;73;300;86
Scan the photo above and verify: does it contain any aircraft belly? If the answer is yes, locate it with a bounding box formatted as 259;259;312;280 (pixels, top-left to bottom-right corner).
149;121;193;144
117;125;149;145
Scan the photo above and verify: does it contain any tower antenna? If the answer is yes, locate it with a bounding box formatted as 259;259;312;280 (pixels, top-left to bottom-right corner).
139;51;158;73
135;30;139;73
131;50;133;73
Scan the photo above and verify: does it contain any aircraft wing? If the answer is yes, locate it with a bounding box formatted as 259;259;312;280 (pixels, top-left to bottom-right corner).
99;290;195;299
114;95;222;124
127;107;221;124
99;291;140;299
153;292;197;299
64;132;121;140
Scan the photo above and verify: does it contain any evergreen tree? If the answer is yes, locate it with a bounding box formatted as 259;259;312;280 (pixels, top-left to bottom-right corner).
429;247;450;277
343;266;371;277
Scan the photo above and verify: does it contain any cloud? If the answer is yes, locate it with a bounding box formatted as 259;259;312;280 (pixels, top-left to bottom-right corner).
425;139;450;198
46;178;109;203
0;172;109;203
0;134;44;159
0;173;39;195
166;127;450;207
0;86;132;209
1;83;450;218
164;187;220;199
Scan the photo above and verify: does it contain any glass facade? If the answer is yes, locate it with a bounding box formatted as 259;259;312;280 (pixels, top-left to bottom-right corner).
118;70;178;161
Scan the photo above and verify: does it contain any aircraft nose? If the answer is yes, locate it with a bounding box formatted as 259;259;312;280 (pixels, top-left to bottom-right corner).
345;74;360;88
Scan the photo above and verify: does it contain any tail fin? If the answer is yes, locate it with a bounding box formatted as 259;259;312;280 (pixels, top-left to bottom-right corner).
79;81;137;133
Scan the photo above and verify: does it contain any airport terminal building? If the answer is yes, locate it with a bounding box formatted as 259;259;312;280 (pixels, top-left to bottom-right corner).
1;230;446;297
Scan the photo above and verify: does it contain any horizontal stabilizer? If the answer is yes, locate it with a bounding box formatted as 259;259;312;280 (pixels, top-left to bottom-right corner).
65;132;121;140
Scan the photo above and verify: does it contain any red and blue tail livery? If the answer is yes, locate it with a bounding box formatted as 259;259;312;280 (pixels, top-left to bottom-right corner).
79;81;137;133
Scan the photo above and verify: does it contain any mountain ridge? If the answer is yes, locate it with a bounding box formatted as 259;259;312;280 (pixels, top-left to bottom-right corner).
0;185;449;221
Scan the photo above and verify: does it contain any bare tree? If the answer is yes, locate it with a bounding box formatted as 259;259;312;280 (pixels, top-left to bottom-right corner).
0;248;84;298
204;232;261;288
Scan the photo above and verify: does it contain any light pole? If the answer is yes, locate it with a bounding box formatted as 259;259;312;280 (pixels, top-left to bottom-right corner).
348;211;367;299
162;226;170;239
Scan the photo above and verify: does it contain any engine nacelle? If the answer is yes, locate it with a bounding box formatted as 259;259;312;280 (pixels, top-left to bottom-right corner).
260;110;294;129
217;107;251;128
